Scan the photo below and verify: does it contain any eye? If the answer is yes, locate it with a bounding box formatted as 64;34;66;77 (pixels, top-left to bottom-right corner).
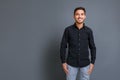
75;13;80;16
81;13;84;15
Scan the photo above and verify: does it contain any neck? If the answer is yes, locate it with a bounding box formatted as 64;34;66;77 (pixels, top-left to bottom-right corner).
76;22;84;29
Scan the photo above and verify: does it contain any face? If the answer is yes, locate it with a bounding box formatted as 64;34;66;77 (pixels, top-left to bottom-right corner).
74;10;86;24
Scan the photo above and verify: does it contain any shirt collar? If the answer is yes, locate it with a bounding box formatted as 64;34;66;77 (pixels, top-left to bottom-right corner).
73;23;86;30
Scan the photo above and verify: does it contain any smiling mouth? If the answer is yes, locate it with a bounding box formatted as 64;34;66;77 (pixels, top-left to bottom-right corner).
78;18;83;20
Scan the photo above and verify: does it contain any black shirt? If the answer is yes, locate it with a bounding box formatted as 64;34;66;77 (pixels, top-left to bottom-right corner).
60;23;96;67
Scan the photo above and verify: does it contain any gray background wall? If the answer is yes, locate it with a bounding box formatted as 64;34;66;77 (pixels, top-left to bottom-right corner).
0;0;120;80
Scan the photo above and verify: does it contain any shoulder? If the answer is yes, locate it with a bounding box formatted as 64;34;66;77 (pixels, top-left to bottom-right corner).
84;26;93;33
64;24;74;31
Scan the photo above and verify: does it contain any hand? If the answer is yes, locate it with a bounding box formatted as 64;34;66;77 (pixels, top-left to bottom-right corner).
62;63;69;74
87;63;94;75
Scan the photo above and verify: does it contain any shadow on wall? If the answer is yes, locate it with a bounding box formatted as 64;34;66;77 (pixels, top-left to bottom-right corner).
43;37;65;80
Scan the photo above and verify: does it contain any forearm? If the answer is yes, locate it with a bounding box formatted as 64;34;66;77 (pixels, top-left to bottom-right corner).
90;47;96;64
60;46;67;63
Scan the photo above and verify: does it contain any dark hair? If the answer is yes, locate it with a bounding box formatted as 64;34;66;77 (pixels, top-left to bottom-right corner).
74;7;86;15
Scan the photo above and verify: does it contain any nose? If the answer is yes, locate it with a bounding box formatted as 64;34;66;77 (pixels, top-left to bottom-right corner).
78;15;82;18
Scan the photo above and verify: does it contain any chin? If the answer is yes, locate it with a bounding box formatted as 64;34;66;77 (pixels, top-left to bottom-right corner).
77;21;83;24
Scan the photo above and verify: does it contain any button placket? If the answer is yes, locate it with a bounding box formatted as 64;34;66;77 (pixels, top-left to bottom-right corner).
78;32;81;66
78;31;81;54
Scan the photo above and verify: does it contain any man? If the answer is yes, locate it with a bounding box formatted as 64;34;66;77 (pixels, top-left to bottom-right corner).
60;7;96;80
